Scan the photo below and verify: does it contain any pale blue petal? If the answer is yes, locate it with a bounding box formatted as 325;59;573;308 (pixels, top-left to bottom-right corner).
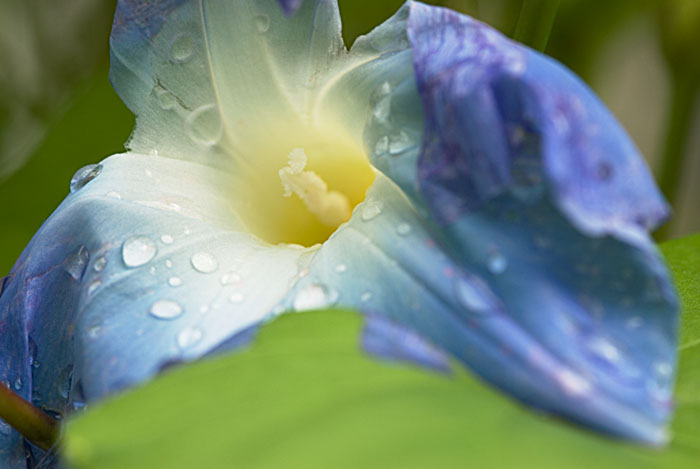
0;154;311;460
280;174;676;444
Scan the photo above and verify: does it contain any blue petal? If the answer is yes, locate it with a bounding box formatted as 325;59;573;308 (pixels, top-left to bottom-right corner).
405;2;669;240
279;2;679;444
362;315;452;374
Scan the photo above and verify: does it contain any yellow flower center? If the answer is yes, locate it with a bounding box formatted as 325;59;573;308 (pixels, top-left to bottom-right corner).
232;124;374;247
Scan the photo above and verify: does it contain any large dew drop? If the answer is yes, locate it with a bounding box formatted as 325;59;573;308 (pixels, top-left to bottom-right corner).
65;246;90;281
149;300;184;320
170;33;195;63
191;252;218;273
185;104;223;146
122;236;157;268
70;164;102;193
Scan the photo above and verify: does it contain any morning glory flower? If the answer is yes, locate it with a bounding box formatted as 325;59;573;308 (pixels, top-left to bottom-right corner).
0;0;679;465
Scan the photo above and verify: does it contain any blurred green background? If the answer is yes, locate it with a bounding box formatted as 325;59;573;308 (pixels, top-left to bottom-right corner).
0;0;699;274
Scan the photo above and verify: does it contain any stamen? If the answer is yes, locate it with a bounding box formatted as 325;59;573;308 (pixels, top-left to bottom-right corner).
279;148;351;227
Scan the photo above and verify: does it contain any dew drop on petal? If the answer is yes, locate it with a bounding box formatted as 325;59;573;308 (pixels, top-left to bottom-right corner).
65;246;90;281
165;259;173;269
93;255;107;272
221;272;241;285
87;325;102;340
374;135;389;155
191;252;218;273
334;264;347;273
57;366;73;399
70;164;102;193
87;279;102;296
156;88;177;110
0;422;10;436
229;292;244;304
389;131;413;155
626;316;643;329
170;33;194;63
106;191;122;199
160;234;174;245
177;327;203;350
149;299;184;320
372;95;391;122
13;378;22;391
293;283;339;311
122;236;157;267
487;251;507;275
168;277;183;287
555;368;592;396
185;104;223;146
360;291;373;303
396;223;412;236
361;200;383;221
255;15;270;33
453;275;492;314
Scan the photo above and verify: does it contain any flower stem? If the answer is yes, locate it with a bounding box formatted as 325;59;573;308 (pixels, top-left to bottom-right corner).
0;382;60;450
513;0;561;52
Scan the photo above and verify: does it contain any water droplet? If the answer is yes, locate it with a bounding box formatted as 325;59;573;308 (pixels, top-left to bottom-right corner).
161;234;174;245
361;200;383;221
487;251;507;275
360;291;373;302
588;337;620;363
106;191;122;199
149;299;184;320
293;283;339;311
191;252;218;273
255;15;270;33
168;277;183;287
185;104;223;146
0;421;10;436
165;259;173;269
150;266;157;276
87;279;102;296
555;368;591;396
156;88;177;110
374;136;389;155
626;316;643;329
93;256;107;272
70;164;102;193
122;236;157;267
199;304;210;314
453;275;493;314
220;272;241;285
389;131;413;155
170;33;195;63
334;264;347;273
653;361;673;378
28;337;38;368
57;365;73;399
396;223;412;236
229;292;244;303
65;246;90;281
13;378;22;390
87;325;102;340
177;327;203;350
372;95;391;122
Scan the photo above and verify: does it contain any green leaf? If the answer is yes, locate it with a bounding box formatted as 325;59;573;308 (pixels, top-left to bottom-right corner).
63;232;700;469
661;233;700;453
